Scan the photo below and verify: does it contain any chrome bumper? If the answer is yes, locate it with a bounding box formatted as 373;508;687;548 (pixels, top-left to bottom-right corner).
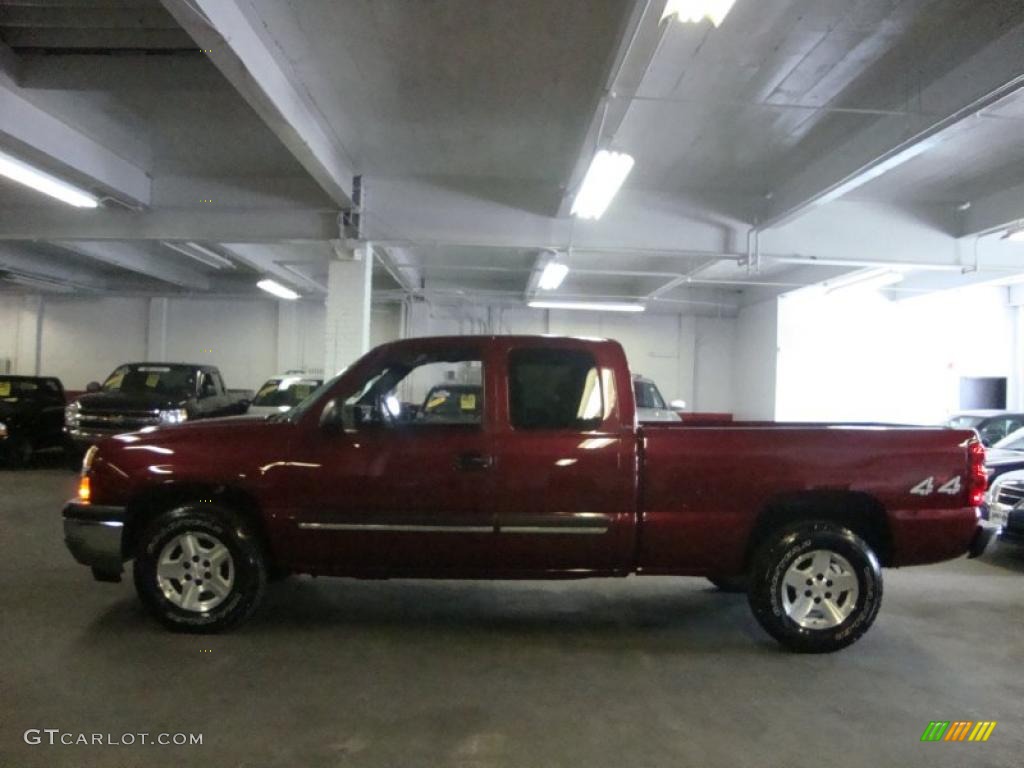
63;502;127;579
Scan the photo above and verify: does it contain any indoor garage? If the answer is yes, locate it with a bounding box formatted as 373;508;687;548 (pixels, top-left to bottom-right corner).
1;1;1023;766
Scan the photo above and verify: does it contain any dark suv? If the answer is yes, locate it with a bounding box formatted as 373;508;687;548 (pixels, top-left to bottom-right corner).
0;376;67;466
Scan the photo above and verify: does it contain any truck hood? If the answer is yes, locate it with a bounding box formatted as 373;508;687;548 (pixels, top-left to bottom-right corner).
76;391;189;412
985;448;1024;467
0;398;35;418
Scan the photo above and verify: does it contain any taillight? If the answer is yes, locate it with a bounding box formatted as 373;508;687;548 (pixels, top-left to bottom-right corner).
967;439;987;507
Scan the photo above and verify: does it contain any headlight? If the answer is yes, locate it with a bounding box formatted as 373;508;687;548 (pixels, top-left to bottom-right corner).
64;401;81;427
159;408;188;425
0;421;7;439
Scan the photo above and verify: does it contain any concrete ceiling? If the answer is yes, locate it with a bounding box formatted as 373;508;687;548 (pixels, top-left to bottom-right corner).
1;0;1024;312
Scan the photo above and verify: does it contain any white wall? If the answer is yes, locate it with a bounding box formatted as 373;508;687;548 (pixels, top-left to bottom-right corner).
776;285;1017;424
732;299;779;420
0;291;738;411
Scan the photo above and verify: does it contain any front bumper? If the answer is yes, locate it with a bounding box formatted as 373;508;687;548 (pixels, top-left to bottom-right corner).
62;502;127;578
65;427;118;447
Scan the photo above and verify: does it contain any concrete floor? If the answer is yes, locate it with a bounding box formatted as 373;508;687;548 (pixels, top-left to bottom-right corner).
2;463;1022;768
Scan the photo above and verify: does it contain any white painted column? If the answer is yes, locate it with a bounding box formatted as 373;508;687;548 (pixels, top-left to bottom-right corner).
323;243;373;376
13;295;43;375
146;297;169;361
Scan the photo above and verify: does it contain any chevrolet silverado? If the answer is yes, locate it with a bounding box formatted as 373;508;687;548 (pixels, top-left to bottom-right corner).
62;336;991;652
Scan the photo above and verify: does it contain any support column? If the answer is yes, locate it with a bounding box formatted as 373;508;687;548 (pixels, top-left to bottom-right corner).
13;295;43;375
323;242;373;376
146;298;169;361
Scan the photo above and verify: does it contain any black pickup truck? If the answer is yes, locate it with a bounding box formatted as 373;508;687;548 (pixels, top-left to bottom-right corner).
0;375;67;466
65;363;251;449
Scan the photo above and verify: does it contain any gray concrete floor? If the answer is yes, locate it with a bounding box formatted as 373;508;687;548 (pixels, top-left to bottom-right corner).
2;463;1023;768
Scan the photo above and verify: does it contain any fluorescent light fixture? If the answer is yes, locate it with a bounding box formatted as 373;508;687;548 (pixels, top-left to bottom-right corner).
529;300;645;313
662;0;738;26
163;241;235;270
0;149;98;208
571;150;634;220
824;269;905;294
538;261;570;291
257;278;300;300
1002;228;1024;243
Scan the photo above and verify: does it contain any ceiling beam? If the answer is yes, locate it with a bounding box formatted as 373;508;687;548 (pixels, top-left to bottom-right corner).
555;0;667;217
758;25;1024;229
52;241;210;290
960;180;1024;237
161;0;355;209
0;39;20;82
0;208;339;242
220;243;327;294
0;73;151;206
372;245;421;295
0;242;107;290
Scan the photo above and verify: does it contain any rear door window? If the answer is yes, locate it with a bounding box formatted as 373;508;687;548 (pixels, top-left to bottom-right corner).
508;348;603;430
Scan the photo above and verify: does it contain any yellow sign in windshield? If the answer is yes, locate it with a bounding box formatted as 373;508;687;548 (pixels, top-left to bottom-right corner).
0;382;9;397
460;393;477;411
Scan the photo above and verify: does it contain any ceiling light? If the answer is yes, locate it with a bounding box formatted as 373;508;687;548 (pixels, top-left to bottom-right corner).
1002;228;1024;243
0;149;98;208
824;269;905;294
538;261;569;291
662;0;738;26
163;242;235;270
257;278;299;300
571;150;634;220
528;300;645;313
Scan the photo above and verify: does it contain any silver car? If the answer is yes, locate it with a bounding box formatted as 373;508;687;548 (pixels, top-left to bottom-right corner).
632;375;684;423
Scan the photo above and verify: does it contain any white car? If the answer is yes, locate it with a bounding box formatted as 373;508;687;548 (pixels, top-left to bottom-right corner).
248;373;323;417
632;375;684;423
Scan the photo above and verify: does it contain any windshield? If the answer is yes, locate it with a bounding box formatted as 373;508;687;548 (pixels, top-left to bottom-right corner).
251;377;322;408
633;379;666;410
102;365;195;396
994;429;1024;452
284;371;345;422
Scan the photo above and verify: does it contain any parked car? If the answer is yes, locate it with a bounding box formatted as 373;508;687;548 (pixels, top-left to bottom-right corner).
63;335;991;652
980;426;1024;485
984;469;1024;546
0;375;67;466
946;410;1024;447
64;362;252;449
248;374;323;418
632;374;683;422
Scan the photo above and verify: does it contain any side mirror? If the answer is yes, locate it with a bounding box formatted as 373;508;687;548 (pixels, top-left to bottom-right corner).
670;399;687;410
319;398;343;431
86;381;101;393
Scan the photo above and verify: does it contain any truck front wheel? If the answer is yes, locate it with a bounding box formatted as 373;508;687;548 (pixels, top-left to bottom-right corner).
133;504;266;633
748;521;882;653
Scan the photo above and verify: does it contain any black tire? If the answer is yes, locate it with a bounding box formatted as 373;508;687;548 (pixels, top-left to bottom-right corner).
6;436;33;468
748;520;882;653
707;574;748;593
132;504;266;633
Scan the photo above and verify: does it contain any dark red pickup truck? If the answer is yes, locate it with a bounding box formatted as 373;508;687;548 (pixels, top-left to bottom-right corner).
63;335;992;652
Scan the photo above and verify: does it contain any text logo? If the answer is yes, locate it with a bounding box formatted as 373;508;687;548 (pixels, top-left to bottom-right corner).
921;721;996;742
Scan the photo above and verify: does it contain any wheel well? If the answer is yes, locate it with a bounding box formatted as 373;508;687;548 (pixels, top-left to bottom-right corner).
123;484;275;567
744;491;891;569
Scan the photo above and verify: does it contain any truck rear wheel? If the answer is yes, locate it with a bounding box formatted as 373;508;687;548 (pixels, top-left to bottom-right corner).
132;504;266;633
748;520;882;653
